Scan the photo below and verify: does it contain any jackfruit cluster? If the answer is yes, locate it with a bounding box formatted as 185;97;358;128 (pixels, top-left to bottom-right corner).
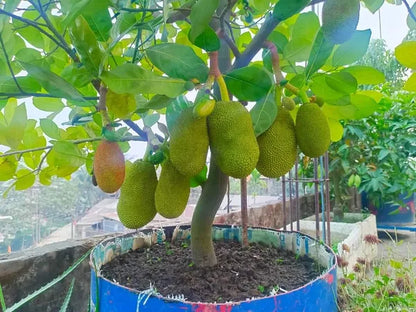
155;158;190;219
117;160;157;229
169;107;209;177
208;101;259;178
256;107;297;178
295;103;330;158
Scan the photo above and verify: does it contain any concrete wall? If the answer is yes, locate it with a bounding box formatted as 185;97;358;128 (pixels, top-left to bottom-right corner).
0;236;108;312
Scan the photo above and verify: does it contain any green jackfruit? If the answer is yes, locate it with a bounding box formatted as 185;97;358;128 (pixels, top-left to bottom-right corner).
169;108;209;177
295;103;330;158
322;0;360;44
117;160;157;229
208;101;259;178
155;159;190;219
256;108;297;178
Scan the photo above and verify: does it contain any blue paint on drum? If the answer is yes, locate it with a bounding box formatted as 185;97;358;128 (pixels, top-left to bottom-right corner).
90;226;337;312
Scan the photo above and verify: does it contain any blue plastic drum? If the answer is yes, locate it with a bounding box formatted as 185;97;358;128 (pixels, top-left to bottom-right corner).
90;226;337;312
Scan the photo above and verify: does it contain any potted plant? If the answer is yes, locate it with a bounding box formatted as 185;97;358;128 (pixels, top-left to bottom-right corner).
0;0;397;310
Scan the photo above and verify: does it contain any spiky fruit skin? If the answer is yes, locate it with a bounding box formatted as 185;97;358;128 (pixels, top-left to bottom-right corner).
208;101;259;178
93;141;125;193
256;108;297;178
155;159;190;219
295;103;330;158
117;160;157;229
169;108;209;177
322;0;360;44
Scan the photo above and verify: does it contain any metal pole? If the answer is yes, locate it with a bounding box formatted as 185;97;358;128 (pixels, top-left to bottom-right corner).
289;169;293;231
295;157;300;231
313;158;320;240
282;175;287;231
324;152;331;245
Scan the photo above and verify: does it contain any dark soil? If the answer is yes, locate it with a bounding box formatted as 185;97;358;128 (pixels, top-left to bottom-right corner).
101;240;322;303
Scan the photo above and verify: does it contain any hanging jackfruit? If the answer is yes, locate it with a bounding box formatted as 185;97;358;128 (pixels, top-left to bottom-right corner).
295;103;330;158
169;107;209;177
93;140;125;193
256;107;297;178
208;101;259;178
155;158;190;219
117;160;157;229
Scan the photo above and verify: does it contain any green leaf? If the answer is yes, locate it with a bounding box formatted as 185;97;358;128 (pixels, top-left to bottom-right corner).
0;75;41;94
61;64;94;88
404;72;416;91
146;43;209;82
48;141;85;177
224;66;272;101
106;89;136;119
83;1;112;42
341;66;385;85
15;169;36;191
305;30;335;79
350;94;378;118
0;0;20;32
395;41;416;69
283;12;320;62
325;72;357;95
0;158;17;181
166;95;191;132
250;89;277;137
273;0;311;21
142;113;160;128
0;103;27;148
101;64;187;98
328;118;343;142
140;95;173;111
189;0;219;41
40;119;61;140
19;62;86;101
33;98;65;113
69;16;105;77
389;259;403;269
332;30;371;66
61;0;90;29
363;0;384;13
192;26;220;52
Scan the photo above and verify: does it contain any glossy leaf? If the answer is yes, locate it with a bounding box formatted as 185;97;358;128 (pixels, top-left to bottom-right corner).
404;72;416;91
273;0;311;21
325;72;357;96
40;119;61;140
19;62;86;101
395;41;416;69
82;1;112;42
305;30;335;79
311;73;354;101
189;0;219;42
0;0;20;32
328;118;344;142
0;103;27;148
166;95;191;132
61;0;90;29
15;169;36;191
332;30;371;66
341;66;385;85
192;27;220;52
0;75;42;94
69;16;105;77
101;63;187;98
250;89;277;137
140;95;173;111
283;12;320;62
146;43;209;82
106;89;137;119
350;94;378;118
0;158;17;181
48;141;85;177
224;66;272;101
363;0;384;13
33;98;65;113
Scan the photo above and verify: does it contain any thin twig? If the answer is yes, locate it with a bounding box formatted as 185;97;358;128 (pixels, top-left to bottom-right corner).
218;29;241;58
0;33;25;94
0;92;98;101
0;136;144;157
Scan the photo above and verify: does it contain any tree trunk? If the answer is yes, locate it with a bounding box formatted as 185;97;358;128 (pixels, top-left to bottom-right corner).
191;156;228;266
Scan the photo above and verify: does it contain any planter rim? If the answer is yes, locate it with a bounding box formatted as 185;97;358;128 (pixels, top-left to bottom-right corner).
90;224;337;306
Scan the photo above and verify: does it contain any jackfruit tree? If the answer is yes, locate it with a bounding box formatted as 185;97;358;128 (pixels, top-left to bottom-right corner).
0;0;413;267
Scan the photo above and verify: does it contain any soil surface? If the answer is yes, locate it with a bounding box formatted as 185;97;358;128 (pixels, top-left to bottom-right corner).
101;240;322;303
